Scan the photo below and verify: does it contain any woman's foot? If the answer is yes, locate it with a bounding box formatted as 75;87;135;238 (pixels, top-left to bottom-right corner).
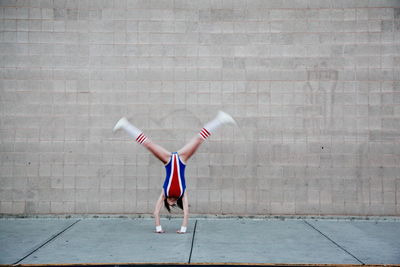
216;111;237;126
113;117;129;132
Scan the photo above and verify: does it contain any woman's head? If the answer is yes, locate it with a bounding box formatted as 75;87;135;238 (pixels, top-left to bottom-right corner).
164;197;183;212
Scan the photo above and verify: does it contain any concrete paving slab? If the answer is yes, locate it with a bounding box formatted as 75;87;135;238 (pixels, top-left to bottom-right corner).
0;218;78;265
305;219;400;265
19;218;194;265
2;217;400;266
190;219;360;264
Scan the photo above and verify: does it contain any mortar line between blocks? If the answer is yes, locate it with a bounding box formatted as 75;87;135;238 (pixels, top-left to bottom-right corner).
188;219;198;264
303;220;364;265
12;219;81;266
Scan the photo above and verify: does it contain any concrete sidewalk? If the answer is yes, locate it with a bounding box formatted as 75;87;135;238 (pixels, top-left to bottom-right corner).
0;217;399;266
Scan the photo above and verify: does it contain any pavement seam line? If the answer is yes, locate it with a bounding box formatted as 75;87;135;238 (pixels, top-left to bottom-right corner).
188;219;198;264
303;220;364;265
12;219;81;266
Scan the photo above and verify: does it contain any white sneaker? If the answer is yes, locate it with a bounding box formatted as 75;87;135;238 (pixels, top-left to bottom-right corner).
113;117;128;132
216;111;237;126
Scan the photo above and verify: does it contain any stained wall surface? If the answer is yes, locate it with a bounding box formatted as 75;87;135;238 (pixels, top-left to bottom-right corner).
0;0;399;215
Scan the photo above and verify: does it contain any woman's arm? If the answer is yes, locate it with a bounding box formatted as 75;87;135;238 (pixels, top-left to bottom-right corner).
177;193;189;234
153;191;165;233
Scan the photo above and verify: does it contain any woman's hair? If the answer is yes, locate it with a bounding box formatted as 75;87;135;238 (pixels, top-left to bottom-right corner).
164;197;183;213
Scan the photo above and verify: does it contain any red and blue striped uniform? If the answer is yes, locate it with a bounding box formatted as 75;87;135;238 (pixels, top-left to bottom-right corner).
163;152;186;198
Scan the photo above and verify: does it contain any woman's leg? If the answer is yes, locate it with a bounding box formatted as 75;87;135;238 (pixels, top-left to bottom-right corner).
178;111;236;163
143;140;171;165
113;117;171;164
177;136;204;163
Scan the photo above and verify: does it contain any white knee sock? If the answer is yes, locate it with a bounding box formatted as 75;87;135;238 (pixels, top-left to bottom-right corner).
199;111;236;140
113;118;147;144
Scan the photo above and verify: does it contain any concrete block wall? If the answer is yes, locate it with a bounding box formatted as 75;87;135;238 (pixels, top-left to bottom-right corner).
0;0;399;216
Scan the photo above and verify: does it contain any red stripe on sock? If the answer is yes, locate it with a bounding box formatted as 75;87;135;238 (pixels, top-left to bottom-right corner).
136;133;146;144
202;128;211;136
136;133;143;142
202;129;210;137
139;136;147;144
199;128;210;139
199;132;207;139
